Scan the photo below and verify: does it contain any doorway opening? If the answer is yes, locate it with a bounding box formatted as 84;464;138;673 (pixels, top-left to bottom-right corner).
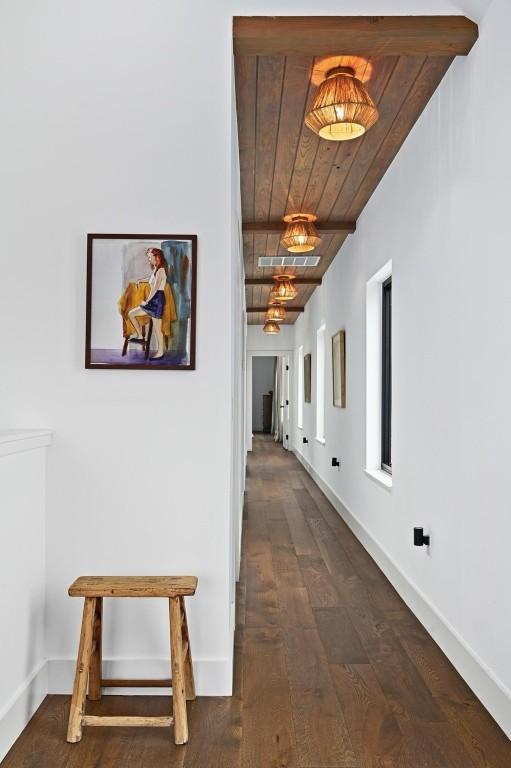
247;352;291;452
252;356;276;435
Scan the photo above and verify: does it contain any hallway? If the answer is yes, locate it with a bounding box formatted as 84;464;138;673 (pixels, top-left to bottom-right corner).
3;436;510;767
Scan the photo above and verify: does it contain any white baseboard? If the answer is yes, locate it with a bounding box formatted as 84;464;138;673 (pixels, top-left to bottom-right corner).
294;449;511;739
0;660;48;762
48;657;232;697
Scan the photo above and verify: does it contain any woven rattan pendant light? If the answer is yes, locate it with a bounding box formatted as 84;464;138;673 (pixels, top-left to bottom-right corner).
263;319;280;334
269;275;298;302
305;66;378;141
281;213;321;253
266;301;287;322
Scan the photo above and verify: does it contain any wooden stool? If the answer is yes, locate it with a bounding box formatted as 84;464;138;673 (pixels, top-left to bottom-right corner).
66;576;197;745
121;319;153;360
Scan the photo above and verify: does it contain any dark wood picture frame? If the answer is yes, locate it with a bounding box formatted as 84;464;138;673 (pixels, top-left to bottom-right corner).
304;353;312;403
85;233;197;370
332;329;346;408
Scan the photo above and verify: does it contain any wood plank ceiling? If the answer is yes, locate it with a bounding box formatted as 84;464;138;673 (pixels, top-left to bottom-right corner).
234;16;478;324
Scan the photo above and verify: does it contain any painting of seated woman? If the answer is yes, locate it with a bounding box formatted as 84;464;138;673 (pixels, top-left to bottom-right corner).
85;234;197;369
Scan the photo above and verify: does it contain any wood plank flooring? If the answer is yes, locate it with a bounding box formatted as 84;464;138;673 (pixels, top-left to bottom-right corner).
2;435;510;767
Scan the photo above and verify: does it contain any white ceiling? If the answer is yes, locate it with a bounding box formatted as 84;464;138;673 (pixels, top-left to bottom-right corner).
231;0;493;23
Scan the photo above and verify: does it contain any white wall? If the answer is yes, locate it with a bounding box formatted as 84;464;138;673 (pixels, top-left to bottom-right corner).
0;0;240;698
252;357;276;431
230;72;246;598
0;433;51;761
246;324;295;353
293;0;511;736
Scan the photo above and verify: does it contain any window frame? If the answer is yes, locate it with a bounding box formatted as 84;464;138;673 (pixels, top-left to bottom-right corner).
315;325;326;443
297;345;304;430
381;276;392;473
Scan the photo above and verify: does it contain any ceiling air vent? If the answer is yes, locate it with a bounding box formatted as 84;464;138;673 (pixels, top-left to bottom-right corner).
258;255;320;268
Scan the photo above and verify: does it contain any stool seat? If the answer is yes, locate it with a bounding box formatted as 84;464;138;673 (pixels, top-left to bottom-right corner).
69;575;197;598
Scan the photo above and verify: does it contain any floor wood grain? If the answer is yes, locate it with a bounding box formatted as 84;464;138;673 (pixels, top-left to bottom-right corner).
2;436;510;767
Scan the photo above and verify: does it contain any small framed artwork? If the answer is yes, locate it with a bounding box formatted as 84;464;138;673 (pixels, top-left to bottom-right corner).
304;353;312;403
85;233;197;370
332;330;346;407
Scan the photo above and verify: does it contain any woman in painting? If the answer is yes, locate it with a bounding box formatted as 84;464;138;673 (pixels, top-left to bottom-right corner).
128;247;168;360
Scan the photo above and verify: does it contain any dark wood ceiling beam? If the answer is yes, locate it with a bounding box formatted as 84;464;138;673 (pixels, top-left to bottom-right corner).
245;277;321;286
242;220;356;234
247;306;305;313
233;16;478;57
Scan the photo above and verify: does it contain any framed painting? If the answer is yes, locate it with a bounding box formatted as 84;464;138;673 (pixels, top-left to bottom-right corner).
85;233;197;370
332;330;346;407
304;353;312;403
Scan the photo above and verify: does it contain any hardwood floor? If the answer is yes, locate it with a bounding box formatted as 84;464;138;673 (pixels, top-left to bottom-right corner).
2;435;510;767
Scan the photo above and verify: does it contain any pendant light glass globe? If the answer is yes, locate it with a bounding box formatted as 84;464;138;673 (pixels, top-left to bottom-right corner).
263;319;280;334
305;66;378;142
269;275;298;302
281;213;321;253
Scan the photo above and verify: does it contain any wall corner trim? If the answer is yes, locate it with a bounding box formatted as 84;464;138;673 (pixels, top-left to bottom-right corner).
0;652;233;760
0;660;48;762
0;429;52;458
293;449;511;739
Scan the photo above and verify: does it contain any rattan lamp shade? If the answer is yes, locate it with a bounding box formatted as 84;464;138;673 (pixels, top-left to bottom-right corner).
305;66;378;142
269;275;298;302
281;213;321;253
266;302;287;322
263;320;280;334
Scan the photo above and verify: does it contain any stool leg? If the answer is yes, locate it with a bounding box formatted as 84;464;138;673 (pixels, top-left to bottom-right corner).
88;597;102;701
145;320;153;360
67;597;96;743
169;597;188;745
180;597;196;701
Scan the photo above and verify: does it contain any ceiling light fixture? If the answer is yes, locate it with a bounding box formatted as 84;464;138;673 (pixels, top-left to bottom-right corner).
269;274;298;302
266;301;287;322
263;319;280;334
305;66;378;142
281;213;321;253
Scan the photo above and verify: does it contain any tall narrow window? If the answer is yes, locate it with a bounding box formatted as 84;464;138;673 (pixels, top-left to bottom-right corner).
297;345;304;429
381;277;392;472
316;326;325;442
